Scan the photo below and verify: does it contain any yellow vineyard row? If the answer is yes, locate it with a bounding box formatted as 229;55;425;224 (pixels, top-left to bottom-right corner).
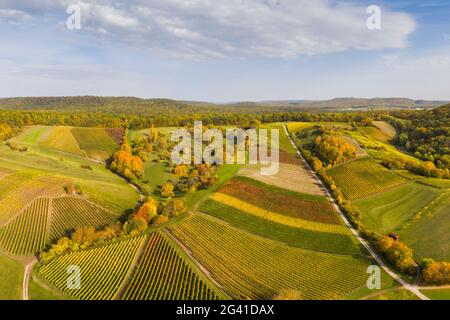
211;193;349;235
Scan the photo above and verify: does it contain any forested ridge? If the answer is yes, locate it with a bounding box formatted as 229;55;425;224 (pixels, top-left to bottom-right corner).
384;104;450;169
0;96;445;113
0;98;448;169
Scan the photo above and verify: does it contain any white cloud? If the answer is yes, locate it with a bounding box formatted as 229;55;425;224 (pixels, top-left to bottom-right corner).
381;48;450;70
0;9;31;22
1;0;416;59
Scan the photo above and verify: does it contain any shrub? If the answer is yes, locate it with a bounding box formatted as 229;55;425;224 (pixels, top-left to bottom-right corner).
422;259;450;285
152;214;170;226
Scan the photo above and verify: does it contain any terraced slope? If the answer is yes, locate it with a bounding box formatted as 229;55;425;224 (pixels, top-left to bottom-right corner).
199;200;359;255
218;176;338;224
169;214;369;300
124;233;218;300
0;175;67;227
0;198;49;255
50;197;117;241
328;158;405;200
40;126;85;156
71;127;119;161
39;236;145;300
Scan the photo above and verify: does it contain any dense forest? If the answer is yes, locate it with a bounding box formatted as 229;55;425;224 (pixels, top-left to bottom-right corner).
0;96;445;112
384;104;450;169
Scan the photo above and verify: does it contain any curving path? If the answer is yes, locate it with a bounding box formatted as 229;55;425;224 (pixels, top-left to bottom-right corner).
283;125;429;301
22;258;37;300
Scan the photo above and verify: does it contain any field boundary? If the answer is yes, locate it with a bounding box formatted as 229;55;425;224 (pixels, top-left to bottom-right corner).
114;234;150;300
283;125;429;301
163;228;228;297
22;258;37;300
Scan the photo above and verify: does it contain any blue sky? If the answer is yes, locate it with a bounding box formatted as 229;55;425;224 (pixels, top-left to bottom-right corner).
0;0;449;102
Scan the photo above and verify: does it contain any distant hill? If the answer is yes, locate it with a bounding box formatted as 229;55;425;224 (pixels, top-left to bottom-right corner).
0;96;447;114
252;98;448;110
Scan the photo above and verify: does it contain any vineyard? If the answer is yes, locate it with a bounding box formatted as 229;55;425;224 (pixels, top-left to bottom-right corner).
218;177;339;224
40;126;86;156
123;233;218;300
50;197;117;241
0;198;49;256
0;175;67;227
169;214;369;300
71;127;119;161
39;236;145;300
327;158;405;200
210;193;349;235
199;200;359;255
0;171;36;200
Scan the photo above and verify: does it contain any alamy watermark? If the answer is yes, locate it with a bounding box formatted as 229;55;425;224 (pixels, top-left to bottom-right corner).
367;5;382;30
171;121;280;176
67;265;81;290
66;4;382;32
66;4;81;30
367;265;381;290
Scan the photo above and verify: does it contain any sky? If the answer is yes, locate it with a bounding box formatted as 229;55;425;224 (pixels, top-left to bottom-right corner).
0;0;449;102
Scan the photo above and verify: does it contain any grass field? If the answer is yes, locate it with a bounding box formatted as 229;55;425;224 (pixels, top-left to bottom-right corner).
0;198;49;256
417;178;450;189
359;123;395;143
199;200;359;255
373;121;397;140
40;126;85;156
400;191;450;261
0;140;139;213
421;289;450;300
0;254;23;300
71;127;119;161
169;214;369;300
123;233;218;300
50;197;118;241
0;175;67;227
287;122;352;134
217;176;338;224
366;289;419;300
262;123;297;154
39;236;145;300
143;156;177;196
354;183;440;234
328;158;405;200
10;126;51;145
287;122;315;133
29;269;70;300
0;170;38;200
13;125;120;161
346;130;420;164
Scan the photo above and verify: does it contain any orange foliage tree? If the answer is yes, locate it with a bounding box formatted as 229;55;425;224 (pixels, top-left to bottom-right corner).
110;138;143;183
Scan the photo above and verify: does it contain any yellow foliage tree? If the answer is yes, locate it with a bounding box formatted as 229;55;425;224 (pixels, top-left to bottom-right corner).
161;183;175;198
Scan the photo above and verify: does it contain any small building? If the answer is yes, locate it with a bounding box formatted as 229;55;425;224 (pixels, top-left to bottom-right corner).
66;184;82;196
389;232;400;241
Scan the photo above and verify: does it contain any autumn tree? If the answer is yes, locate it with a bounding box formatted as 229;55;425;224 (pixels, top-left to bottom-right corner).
111;136;144;183
134;196;158;223
150;124;158;143
174;165;189;177
161;182;175;198
422;259;450;285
